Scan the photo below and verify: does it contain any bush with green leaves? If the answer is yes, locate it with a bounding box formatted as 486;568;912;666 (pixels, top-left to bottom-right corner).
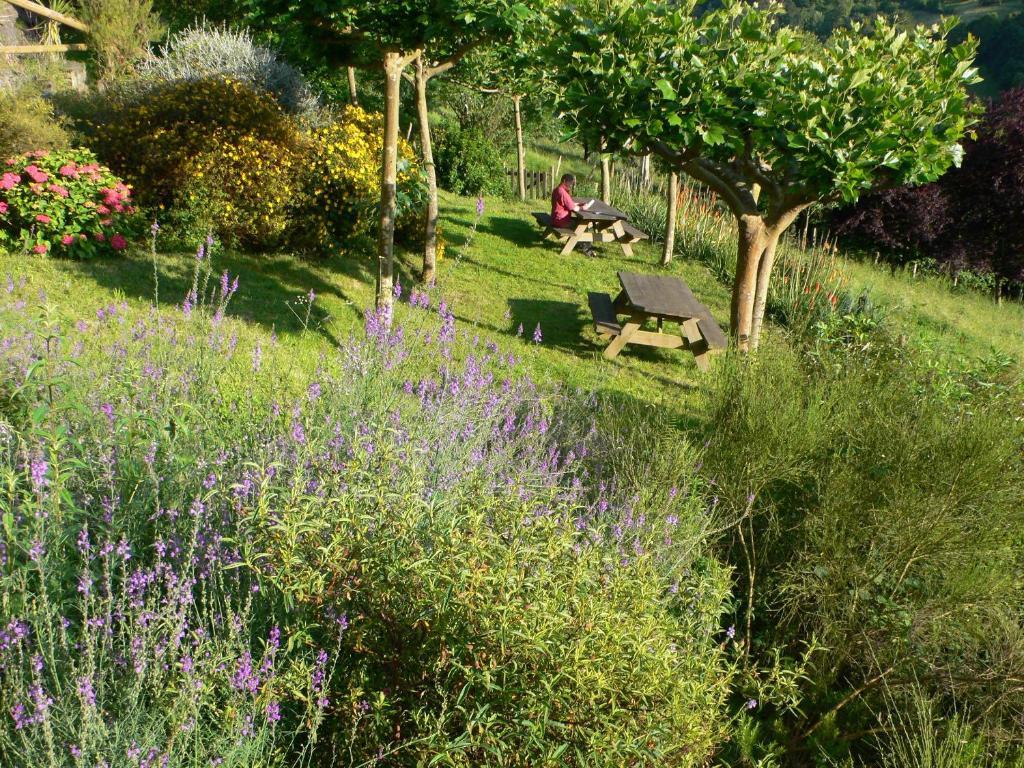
0;89;70;161
699;336;1024;763
80;0;164;83
435;122;510;197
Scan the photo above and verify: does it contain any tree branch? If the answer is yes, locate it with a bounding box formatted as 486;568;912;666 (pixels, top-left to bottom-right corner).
740;132;783;205
426;38;484;78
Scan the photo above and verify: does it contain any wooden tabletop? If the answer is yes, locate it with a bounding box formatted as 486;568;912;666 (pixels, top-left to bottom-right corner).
617;271;706;320
574;198;628;221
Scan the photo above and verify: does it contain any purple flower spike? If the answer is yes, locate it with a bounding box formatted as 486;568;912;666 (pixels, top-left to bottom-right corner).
29;458;48;491
532;323;542;344
476;196;485;217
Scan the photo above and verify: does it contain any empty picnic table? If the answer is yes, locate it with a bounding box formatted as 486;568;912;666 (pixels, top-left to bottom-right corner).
532;198;649;257
587;271;728;371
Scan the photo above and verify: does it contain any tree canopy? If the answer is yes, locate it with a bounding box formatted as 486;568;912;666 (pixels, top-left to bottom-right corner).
542;0;979;347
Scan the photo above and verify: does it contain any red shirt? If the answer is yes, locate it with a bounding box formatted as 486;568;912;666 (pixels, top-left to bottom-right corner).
551;183;577;228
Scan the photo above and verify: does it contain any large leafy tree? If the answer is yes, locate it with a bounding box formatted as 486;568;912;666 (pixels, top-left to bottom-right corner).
544;0;979;349
246;0;534;307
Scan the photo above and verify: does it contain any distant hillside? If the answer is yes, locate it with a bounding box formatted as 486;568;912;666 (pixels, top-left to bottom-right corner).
779;0;1024;94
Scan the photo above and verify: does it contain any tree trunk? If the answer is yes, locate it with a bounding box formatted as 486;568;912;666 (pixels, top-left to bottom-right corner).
661;171;678;266
378;50;404;312
513;94;526;201
415;57;439;284
600;155;611;203
749;229;781;349
347;67;358;105
731;215;767;352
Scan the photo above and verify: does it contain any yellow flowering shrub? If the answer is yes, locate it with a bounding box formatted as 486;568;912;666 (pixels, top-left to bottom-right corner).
176;133;301;248
71;77;299;207
292;105;426;253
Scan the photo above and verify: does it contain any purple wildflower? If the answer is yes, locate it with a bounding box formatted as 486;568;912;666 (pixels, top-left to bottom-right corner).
532;323;542;344
77;675;96;707
266;700;281;723
476;196;485;217
29;458;48;490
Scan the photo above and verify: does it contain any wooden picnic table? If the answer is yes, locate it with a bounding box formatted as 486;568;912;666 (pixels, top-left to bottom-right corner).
587;271;728;371
532;198;649;257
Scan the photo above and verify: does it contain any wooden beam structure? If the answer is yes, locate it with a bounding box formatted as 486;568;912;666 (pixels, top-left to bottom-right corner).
0;42;87;53
3;0;90;33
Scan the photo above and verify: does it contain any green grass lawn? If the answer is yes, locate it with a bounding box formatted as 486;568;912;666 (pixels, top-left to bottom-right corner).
0;190;731;419
3;188;1021;421
843;257;1024;364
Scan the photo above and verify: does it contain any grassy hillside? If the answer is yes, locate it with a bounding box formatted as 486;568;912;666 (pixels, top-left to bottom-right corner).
2;189;1020;418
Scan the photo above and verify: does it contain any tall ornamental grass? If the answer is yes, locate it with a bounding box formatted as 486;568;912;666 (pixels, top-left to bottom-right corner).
0;260;733;766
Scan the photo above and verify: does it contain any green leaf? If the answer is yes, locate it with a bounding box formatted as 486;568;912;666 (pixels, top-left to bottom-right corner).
655;79;676;101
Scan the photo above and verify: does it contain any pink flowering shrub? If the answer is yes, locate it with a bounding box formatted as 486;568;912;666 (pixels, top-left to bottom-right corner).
0;149;138;257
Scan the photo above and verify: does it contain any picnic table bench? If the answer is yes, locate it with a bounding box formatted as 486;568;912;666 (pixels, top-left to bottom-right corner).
588;271;728;371
532;198;649;257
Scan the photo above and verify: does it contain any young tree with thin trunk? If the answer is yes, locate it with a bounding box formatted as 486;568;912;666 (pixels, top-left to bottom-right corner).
662;171;678;266
405;43;483;284
544;0;979;350
458;44;546;203
244;0;538;310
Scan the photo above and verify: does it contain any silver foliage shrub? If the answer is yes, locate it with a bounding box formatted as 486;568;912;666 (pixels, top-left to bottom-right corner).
138;22;320;117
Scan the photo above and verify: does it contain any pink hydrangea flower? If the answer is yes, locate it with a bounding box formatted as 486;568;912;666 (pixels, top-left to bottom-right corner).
59;163;79;178
110;233;127;250
1;172;19;190
24;165;49;183
96;204;110;215
93;232;106;242
100;218;112;226
4;158;15;166
32;243;48;254
0;201;7;214
35;214;52;224
61;234;75;245
48;184;69;198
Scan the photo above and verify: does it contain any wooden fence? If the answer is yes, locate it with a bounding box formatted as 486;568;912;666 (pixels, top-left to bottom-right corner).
506;169;554;199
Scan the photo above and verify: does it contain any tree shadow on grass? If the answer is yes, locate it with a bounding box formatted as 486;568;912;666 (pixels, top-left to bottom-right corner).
480;216;546;248
70;248;378;344
456;254;579;294
506;298;589;353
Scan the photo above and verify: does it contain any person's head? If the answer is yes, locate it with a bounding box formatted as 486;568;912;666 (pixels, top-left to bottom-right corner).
560;173;576;190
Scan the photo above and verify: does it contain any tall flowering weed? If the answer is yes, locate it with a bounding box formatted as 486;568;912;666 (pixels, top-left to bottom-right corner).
0;149;137;258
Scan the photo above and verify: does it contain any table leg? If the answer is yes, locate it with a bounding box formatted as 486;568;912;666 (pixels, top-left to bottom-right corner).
559;235;578;256
619;241;634;258
603;313;644;359
681;318;711;371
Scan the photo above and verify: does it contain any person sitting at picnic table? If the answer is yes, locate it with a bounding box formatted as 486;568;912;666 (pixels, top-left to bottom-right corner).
551;173;596;255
